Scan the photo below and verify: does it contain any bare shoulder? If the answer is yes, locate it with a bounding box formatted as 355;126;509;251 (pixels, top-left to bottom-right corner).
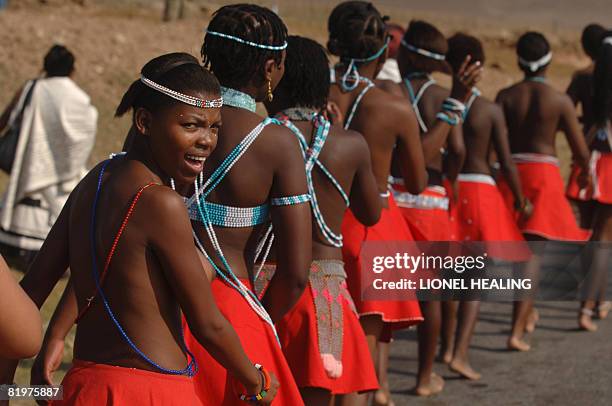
332;126;370;157
138;185;188;221
367;87;415;117
376;79;404;97
257;121;303;163
495;84;515;101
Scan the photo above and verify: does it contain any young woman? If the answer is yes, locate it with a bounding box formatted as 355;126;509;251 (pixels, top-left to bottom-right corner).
0;52;279;405
183;4;312;405
571;33;612;330
262;35;382;406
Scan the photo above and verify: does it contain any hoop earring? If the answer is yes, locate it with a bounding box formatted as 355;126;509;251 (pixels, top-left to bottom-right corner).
267;79;273;102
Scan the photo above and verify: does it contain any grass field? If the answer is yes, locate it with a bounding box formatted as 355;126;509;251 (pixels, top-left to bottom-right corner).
1;1;604;402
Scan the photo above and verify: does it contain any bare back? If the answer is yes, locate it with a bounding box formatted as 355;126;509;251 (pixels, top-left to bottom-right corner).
68;159;193;372
289;120;380;259
194;107;309;278
329;80;426;196
497;81;572;155
462;97;505;175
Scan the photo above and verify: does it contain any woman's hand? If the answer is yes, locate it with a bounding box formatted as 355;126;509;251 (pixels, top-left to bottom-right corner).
450;55;483;102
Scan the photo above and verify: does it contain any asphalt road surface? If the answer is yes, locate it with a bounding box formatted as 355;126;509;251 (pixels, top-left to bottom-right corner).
387;301;612;406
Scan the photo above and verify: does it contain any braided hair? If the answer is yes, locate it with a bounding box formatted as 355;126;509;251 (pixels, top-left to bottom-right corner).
516;32;551;75
447;33;485;74
274;36;330;110
398;20;450;74
115;52;220;119
327;1;386;62
202;4;288;89
593;31;612;126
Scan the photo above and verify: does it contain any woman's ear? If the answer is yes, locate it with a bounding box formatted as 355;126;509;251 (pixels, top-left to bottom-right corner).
134;107;152;136
264;58;276;82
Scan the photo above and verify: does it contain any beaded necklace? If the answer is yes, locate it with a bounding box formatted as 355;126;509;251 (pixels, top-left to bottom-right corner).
183;118;279;340
221;86;257;112
344;77;375;130
525;76;547;84
403;72;437;132
282;107;318;122
463;87;482;121
277;113;346;248
90;157;197;376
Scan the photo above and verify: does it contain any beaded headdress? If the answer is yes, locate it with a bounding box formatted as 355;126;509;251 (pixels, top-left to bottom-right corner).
518;51;552;72
140;76;223;108
400;39;446;61
338;37;390;92
204;29;288;51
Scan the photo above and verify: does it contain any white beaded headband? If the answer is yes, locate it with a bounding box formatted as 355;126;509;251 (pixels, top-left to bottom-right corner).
205;29;288;51
140;76;223;108
401;39;446;61
518;51;552;72
604;36;612;46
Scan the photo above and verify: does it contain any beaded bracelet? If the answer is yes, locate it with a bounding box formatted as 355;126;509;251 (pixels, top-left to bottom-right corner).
436;111;461;126
239;364;271;402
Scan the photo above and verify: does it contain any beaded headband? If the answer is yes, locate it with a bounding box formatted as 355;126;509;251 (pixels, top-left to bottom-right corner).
604;36;612;46
205;29;288;51
140;76;223;108
338;37;390;92
400;39;446;61
518;51;552;72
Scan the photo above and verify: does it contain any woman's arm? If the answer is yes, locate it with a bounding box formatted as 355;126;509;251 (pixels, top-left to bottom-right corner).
0;256;42;359
262;127;311;323
146;188;274;400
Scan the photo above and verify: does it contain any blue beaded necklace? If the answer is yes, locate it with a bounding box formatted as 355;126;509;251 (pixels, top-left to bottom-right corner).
91;157;197;377
221;86;257;112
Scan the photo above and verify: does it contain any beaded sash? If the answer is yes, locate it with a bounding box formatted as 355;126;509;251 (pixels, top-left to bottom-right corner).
403;73;436;133
254;260;357;379
276;113;348;248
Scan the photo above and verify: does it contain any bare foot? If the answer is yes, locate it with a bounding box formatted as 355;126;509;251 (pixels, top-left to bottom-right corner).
373;389;394;406
596;302;610;320
579;311;598;332
414;373;445;397
525;308;539;333
507;336;531;351
437;349;453;364
449;359;481;380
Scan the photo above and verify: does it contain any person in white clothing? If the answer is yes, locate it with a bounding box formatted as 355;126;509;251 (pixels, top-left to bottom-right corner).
0;45;97;268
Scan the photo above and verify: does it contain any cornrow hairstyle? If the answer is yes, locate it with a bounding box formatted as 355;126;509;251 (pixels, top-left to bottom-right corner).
593;31;612;125
398;20;450;74
275;36;330;110
447;33;485;74
201;4;288;89
581;23;606;60
115;52;220;119
516;31;550;75
44;44;75;77
327;1;387;62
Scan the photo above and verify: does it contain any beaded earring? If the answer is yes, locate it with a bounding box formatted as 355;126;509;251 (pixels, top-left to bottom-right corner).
266;79;273;102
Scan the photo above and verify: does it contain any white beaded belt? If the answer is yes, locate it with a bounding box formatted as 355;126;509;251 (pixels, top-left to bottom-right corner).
392;190;449;210
457;173;497;186
511;153;559;166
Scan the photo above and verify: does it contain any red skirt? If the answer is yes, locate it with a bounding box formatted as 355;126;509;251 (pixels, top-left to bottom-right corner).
392;183;453;241
567;151;612;204
456;174;524;242
341;194;423;328
498;154;590;241
52;359;200;406
276;260;378;394
183;278;303;406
